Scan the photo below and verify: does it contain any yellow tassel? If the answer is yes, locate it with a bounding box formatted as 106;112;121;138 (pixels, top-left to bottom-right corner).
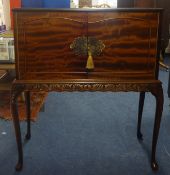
86;50;94;70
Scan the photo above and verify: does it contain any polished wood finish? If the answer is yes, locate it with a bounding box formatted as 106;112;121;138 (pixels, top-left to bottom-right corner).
133;0;169;70
118;0;169;53
150;85;164;170
24;91;31;140
11;8;164;171
13;9;161;81
137;92;145;140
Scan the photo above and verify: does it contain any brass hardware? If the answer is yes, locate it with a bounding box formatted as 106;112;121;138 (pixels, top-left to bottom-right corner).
70;36;88;56
70;36;105;71
86;48;94;70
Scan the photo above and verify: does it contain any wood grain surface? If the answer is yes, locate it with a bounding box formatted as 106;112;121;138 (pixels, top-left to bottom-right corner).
13;9;161;81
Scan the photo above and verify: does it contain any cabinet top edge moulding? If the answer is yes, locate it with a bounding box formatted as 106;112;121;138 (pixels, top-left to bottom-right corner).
12;7;163;12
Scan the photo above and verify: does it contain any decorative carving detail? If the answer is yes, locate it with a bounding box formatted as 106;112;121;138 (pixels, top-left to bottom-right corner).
12;82;160;93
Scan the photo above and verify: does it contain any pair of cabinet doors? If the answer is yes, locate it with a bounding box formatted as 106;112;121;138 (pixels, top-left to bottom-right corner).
13;9;161;81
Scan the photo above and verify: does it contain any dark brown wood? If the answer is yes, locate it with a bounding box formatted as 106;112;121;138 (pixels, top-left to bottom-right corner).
12;9;162;81
25;91;31;140
133;0;170;52
150;84;164;171
137;92;145;140
11;84;25;171
118;0;169;49
11;8;164;171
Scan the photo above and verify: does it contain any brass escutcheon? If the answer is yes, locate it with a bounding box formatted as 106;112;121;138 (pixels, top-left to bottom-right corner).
70;36;105;71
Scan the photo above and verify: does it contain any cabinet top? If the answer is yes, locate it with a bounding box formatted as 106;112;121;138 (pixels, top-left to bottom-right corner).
12;8;163;13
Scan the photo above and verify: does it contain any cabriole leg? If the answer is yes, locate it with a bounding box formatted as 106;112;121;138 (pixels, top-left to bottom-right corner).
150;85;164;171
11;84;25;171
137;92;145;140
25;91;31;140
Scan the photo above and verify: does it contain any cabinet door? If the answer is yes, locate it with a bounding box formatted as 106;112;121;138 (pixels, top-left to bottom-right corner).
87;11;159;80
14;11;88;80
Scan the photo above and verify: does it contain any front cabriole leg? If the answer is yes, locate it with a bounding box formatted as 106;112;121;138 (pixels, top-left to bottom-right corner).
137;92;145;140
25;91;31;140
150;84;164;171
11;84;25;171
